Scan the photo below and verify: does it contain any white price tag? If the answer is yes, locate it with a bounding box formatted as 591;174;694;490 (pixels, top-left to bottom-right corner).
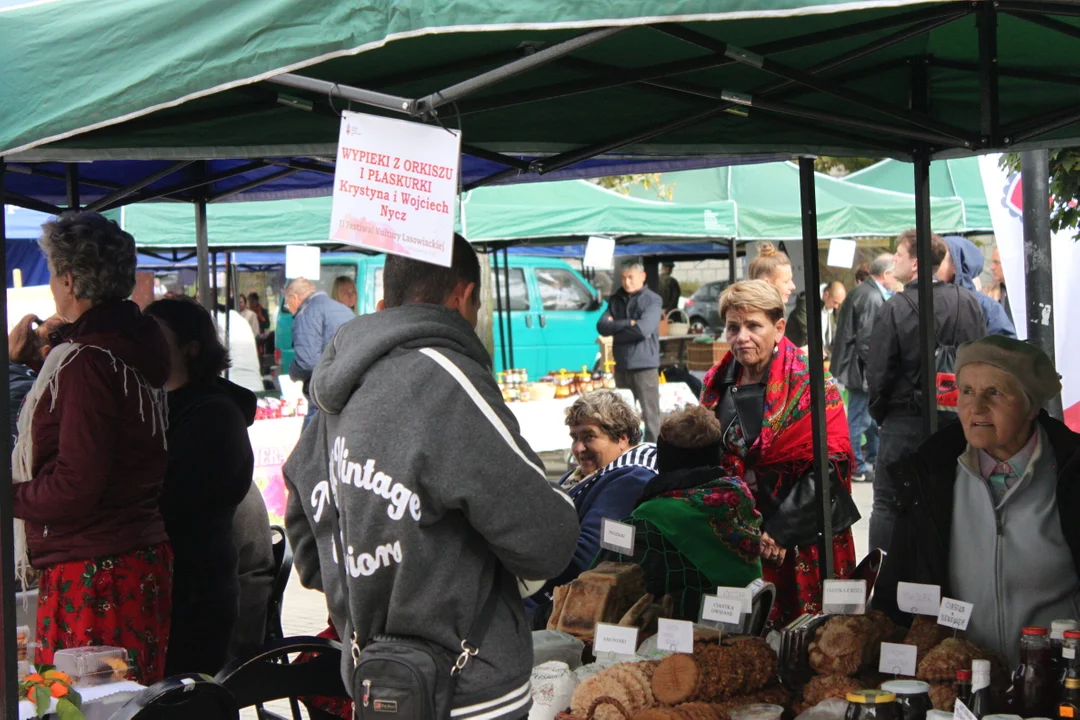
657;618;695;654
717;586;752;614
826;238;857;268
1065;647;1077;660
937;597;974;631
822;579;867;615
954;699;977;720
599;518;635;555
897;582;942;616
702;595;742;625
593;623;639;656
878;642;918;677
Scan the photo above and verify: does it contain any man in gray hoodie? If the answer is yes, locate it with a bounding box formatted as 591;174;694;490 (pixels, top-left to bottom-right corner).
283;235;579;720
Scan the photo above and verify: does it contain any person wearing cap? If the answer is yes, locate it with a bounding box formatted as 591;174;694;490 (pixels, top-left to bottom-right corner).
658;261;681;313
873;335;1080;665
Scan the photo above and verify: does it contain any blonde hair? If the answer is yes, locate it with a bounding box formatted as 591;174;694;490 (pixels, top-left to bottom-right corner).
565;389;643;446
659;405;722;449
748;242;792;283
720;280;786;324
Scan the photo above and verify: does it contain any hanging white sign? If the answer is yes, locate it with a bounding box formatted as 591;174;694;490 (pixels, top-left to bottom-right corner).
583;237;616;270
285;245;321;280
330;110;461;267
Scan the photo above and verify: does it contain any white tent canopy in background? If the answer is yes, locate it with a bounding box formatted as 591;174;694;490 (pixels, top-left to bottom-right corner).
979;154;1080;429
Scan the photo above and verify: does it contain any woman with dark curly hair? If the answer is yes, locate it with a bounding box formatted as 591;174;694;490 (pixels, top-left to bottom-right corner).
13;211;172;683
145;298;261;676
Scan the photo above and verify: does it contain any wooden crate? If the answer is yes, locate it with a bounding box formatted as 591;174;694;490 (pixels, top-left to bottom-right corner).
686;340;730;371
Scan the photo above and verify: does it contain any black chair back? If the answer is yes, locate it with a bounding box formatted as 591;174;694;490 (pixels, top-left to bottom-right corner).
266;524;293;642
215;636;348;710
110;673;238;720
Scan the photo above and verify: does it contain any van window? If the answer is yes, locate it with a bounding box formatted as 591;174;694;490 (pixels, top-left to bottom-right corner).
492;269;529;311
374;268;384;307
535;268;594;311
317;264;359;298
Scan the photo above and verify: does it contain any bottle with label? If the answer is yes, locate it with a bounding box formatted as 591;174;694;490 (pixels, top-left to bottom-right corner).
956;669;973;709
1062;632;1080;692
1056;623;1080;704
972;659;995;719
1009;627;1054;718
1061;677;1080;719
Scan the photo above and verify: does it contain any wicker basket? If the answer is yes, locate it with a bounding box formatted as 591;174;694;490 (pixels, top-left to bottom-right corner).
686;340;730;371
556;697;632;720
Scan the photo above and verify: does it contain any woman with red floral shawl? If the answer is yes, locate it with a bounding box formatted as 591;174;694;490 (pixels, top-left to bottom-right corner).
701;280;860;627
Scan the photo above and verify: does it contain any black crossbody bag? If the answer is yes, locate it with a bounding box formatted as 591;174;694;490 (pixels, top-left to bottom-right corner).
325;448;501;719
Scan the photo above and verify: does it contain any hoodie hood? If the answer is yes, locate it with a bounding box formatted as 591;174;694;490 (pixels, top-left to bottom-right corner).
310;303;489;415
217;378;258;426
944;236;984;291
56;299;171;387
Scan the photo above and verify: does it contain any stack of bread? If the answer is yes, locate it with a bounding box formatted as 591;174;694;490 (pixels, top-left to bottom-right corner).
794;611;899;712
565;636;786;720
548;563;672;642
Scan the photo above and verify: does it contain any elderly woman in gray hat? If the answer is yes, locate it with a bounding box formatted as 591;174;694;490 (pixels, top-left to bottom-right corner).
874;335;1080;666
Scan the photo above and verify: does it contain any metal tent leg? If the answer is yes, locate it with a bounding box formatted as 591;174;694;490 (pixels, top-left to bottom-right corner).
1021;149;1064;419
913;151;938;440
798;157;835;581
65;163;80;210
728;238;737;283
0;160;19;720
196;199;212;311
503;248;515;369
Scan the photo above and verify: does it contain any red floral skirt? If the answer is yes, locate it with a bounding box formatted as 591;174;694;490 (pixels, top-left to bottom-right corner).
296;624;353;720
35;542;174;685
764;529;857;628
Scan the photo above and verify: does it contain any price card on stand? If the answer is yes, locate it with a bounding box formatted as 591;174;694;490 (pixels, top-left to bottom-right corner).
701;594;742;625
878;642;918;677
593;623;639;656
897;582;942;616
717;586;752;614
822;579;867;615
954;699;978;720
938;598;974;631
657;619;695;654
600;518;635;555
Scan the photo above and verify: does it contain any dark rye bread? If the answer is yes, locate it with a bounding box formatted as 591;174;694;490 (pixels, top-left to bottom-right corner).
549;563;648;640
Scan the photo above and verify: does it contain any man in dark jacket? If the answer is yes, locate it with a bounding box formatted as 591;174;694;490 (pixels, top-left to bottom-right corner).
597;261;663;442
283;235;579;720
939;236;1016;338
659;261;681;312
786;282;845;355
831;254;895;483
865;229;986;554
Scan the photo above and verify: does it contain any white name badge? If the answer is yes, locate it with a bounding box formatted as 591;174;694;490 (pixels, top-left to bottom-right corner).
592;623;639;655
822;579;867;615
897;582;942;616
657;618;695;654
599;518;635;555
878;642;918;677
938;597;974;631
717;586;752;614
702;595;742;625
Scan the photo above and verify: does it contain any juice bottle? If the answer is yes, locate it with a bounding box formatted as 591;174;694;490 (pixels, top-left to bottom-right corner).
1060;677;1080;720
956;669;973;709
1010;626;1054;718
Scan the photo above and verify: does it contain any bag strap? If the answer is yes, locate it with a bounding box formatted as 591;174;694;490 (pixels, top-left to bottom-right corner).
322;412;504;678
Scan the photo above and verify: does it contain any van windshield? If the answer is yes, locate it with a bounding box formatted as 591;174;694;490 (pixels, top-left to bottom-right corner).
318;264;358;301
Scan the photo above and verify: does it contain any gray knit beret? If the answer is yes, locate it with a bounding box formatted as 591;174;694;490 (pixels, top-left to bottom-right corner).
955;334;1062;409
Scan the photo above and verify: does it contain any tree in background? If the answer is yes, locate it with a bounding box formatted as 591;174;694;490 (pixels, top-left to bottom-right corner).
592;173;675;199
814;156;878;177
1002;150;1080;241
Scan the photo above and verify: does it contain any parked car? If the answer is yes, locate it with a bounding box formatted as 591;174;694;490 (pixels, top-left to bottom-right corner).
684;280;731;332
276;253;605;380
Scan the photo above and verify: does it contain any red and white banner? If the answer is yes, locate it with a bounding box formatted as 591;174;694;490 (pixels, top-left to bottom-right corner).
978;154;1080;430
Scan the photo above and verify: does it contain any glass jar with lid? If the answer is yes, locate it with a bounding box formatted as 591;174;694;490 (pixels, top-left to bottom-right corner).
881;680;931;720
846;690;899;720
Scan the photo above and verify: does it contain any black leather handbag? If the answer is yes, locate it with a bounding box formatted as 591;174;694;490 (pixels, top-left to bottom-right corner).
766;463;861;549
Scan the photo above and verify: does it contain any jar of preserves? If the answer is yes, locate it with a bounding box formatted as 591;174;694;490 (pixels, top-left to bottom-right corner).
1011;626;1054;718
881;681;931;720
846;691;899;720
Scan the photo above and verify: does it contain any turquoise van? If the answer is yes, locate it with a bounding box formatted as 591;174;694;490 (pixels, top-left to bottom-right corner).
276;253;606;379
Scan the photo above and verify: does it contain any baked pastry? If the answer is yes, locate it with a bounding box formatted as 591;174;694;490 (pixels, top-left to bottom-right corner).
808;612;895;676
802;674;861;708
549;563;648;641
103;656;130;682
917;638;983;682
653;654;701;705
904;616;953;665
621;594;655;627
930;682;958;711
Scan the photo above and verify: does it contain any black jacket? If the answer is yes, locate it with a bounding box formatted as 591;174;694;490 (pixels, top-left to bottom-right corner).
785;292;838;356
873;412;1080;624
830;280;887;392
163;379;256;630
866;280;985;423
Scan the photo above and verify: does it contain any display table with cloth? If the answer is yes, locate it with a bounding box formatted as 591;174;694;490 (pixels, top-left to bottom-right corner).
19;681;143;720
508;383;698;452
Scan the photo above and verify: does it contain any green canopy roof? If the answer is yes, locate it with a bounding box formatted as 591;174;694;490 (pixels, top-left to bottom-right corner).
2;1;1078;167
841;157;992;232
627;162;967;238
123;162;970;248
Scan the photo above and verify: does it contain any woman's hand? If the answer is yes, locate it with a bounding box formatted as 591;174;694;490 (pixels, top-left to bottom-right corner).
760;532;787;565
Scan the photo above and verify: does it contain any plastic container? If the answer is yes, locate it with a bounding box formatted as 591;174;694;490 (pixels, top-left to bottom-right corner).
54;646;130;687
730;704;785;720
881;680;931;720
16;625;30;661
17;660;33;681
531;630;585;670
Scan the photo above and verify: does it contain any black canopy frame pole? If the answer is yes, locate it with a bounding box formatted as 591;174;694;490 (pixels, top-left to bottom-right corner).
0;161;18;720
492;251;509;371
225;251;233;383
798;157;834;582
728;238;737;283
65;163;80;210
503;247;515;369
195;197;212;311
100;160;270;212
1021;149;1064;419
913;149;938;440
85;160;193;213
212;251;219;309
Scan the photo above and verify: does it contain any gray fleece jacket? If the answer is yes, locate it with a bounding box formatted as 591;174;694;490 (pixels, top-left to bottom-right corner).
283;303;579;720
